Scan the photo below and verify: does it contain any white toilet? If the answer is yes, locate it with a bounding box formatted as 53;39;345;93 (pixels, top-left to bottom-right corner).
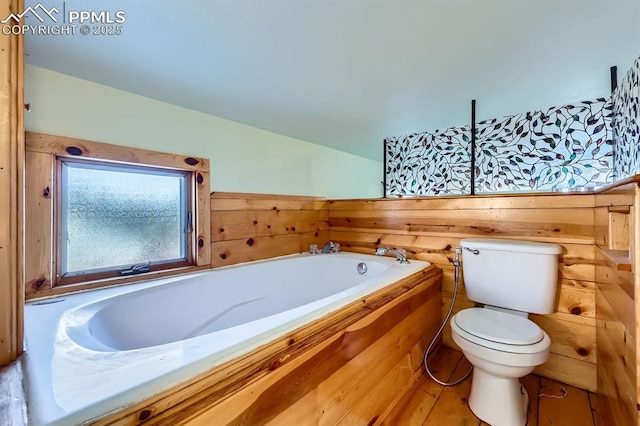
450;238;562;426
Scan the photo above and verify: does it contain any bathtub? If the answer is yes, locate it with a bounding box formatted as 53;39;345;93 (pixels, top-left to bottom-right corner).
23;252;431;425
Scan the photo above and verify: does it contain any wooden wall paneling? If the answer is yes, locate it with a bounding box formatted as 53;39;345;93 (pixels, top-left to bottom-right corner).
596;249;635;333
93;267;441;425
24;151;53;294
595;207;608;247
329;194;597;391
538;279;596;320
211;192;329;267
329;207;594;243
327;232;594;281
560;243;596;281
212;233;327;267
212;210;328;241
329;194;595;212
595;286;636;426
195;170;210;267
633;185;640;413
609;210;631;250
533;353;597;393
0;0;24;365
530;314;596;364
631;205;636;273
595;183;636;208
594;180;638;426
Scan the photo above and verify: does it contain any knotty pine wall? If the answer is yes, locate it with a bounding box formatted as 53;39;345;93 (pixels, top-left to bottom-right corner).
0;0;24;366
328;194;598;391
211;192;329;267
210;191;601;391
594;178;639;426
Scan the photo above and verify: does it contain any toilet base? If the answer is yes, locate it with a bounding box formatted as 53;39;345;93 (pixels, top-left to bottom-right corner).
468;367;528;426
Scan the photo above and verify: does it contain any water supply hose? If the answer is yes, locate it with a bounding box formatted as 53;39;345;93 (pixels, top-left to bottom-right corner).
423;247;473;386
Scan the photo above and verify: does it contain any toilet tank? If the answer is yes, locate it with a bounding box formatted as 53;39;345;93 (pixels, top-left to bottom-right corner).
460;238;563;314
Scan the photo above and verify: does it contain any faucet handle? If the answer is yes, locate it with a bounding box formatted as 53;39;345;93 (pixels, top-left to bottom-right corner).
333;243;340;253
309;244;319;254
397;248;406;256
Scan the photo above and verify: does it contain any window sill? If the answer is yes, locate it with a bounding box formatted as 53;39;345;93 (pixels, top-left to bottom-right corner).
25;264;211;301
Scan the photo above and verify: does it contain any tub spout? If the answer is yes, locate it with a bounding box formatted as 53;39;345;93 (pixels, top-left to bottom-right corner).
375;246;410;264
322;241;340;253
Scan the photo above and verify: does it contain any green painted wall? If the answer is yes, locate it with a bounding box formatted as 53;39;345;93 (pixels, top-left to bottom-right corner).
25;65;382;198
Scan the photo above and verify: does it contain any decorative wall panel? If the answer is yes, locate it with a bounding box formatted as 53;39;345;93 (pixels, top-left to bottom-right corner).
612;57;640;180
384;127;470;197
476;99;613;192
385;98;614;197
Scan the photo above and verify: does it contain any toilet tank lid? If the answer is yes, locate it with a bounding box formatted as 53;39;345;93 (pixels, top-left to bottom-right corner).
460;238;562;255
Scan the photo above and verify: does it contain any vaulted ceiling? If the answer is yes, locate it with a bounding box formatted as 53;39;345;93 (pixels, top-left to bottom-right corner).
24;0;640;161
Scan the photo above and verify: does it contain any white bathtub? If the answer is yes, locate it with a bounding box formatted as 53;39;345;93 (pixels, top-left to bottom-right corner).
23;252;430;425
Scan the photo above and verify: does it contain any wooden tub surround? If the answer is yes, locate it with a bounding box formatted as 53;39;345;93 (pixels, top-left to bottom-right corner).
90;265;442;425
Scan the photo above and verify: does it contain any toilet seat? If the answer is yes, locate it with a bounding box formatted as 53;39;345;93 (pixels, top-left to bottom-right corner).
451;308;549;355
454;308;543;345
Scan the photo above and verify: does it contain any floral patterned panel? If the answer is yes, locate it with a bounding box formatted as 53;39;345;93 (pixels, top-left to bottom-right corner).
475;99;614;193
612;57;640;180
385;126;471;196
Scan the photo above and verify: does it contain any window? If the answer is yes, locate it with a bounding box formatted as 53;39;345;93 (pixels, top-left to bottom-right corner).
59;159;190;280
25;132;211;297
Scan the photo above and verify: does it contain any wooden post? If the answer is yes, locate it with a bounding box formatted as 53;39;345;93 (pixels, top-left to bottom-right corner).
0;0;25;365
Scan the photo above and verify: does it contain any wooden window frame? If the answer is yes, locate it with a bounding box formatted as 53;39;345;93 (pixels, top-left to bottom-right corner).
25;132;211;299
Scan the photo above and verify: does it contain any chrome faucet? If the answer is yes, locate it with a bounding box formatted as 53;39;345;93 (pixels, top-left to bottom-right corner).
322;241;340;253
375;246;410;264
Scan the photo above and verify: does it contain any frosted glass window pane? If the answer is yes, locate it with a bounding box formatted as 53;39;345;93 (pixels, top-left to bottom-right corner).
61;161;187;275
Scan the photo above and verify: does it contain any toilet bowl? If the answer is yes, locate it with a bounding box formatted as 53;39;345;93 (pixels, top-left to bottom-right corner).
451;307;551;426
451;238;561;425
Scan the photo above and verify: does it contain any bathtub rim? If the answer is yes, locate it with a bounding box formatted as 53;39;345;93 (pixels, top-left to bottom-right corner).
61;252;395;352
